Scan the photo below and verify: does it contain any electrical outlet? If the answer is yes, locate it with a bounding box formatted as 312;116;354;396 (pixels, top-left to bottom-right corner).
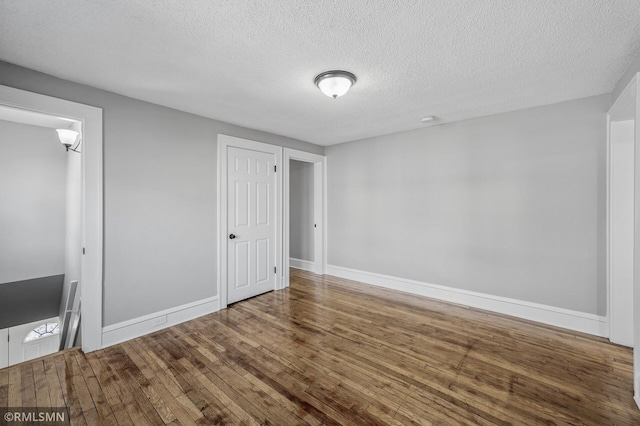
153;315;167;327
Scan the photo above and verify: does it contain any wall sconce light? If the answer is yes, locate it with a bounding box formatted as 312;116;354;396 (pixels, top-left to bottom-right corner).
314;70;357;99
56;129;81;153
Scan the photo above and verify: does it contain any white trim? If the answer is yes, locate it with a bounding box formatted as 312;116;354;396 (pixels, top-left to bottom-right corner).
322;157;328;276
0;85;103;352
606;111;613;340
318;158;328;276
607;117;636;346
102;296;220;348
326;264;608;337
290;257;317;273
217;134;283;308
635;74;640;409
607;73;640;408
283;148;327;286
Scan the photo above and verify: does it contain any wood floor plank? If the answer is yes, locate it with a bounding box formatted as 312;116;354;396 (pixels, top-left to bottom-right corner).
148;332;253;425
188;321;356;426
84;350;122;409
0;368;8;409
53;350;87;425
86;347;138;426
102;345;168;425
2;268;640;424
43;357;66;408
64;351;96;418
7;367;21;408
121;340;202;425
73;351;117;424
186;320;354;426
19;362;37;408
32;360;53;412
175;335;310;426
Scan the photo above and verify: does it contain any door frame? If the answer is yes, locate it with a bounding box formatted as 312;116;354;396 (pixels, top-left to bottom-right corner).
607;74;638;345
607;117;635;346
0;84;104;352
606;73;640;408
217;134;283;308
283;148;327;285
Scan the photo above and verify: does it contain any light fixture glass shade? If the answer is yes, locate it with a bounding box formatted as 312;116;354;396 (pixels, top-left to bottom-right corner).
56;129;79;147
314;71;356;99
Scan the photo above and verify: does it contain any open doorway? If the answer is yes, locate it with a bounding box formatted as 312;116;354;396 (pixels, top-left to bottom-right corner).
0;106;82;367
606;73;640;406
0;84;103;366
283;148;326;286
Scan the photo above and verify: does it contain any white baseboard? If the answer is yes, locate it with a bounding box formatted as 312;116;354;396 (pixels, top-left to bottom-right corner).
326;265;608;338
635;394;640;410
102;296;220;348
290;257;321;274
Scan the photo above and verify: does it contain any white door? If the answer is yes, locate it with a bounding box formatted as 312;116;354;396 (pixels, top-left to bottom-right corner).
8;317;60;366
227;146;277;304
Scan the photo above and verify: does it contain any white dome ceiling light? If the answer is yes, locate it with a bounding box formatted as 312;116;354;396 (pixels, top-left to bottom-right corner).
314;70;357;99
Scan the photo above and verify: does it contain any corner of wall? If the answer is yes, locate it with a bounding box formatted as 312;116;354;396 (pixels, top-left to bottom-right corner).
613;49;640;102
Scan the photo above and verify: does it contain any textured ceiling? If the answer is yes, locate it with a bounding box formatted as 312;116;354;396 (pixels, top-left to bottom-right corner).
1;1;639;146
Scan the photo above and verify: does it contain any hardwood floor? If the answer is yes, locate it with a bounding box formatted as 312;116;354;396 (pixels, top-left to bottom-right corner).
1;268;639;425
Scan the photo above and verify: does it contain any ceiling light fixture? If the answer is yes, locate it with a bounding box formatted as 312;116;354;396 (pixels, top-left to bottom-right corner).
420;116;436;123
314;70;357;99
56;129;81;153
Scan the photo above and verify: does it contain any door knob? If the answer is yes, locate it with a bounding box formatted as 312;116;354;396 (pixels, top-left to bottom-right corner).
229;234;236;239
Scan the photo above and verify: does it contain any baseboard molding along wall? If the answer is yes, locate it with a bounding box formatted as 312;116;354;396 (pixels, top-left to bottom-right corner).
290;257;317;272
100;267;607;348
326;265;608;338
102;296;220;348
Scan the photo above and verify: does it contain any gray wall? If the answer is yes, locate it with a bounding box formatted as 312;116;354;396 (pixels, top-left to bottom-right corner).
290;160;314;261
326;95;609;315
0;120;66;284
0;60;323;326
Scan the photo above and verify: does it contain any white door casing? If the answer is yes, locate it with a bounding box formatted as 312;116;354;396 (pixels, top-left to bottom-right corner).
608;119;635;347
606;73;640;408
0;84;103;352
283;148;327;285
218;135;282;307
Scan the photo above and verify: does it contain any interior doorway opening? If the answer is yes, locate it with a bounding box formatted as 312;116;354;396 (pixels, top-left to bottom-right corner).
0;105;83;367
606;72;639;407
289;159;316;270
283;148;326;286
0;84;103;362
